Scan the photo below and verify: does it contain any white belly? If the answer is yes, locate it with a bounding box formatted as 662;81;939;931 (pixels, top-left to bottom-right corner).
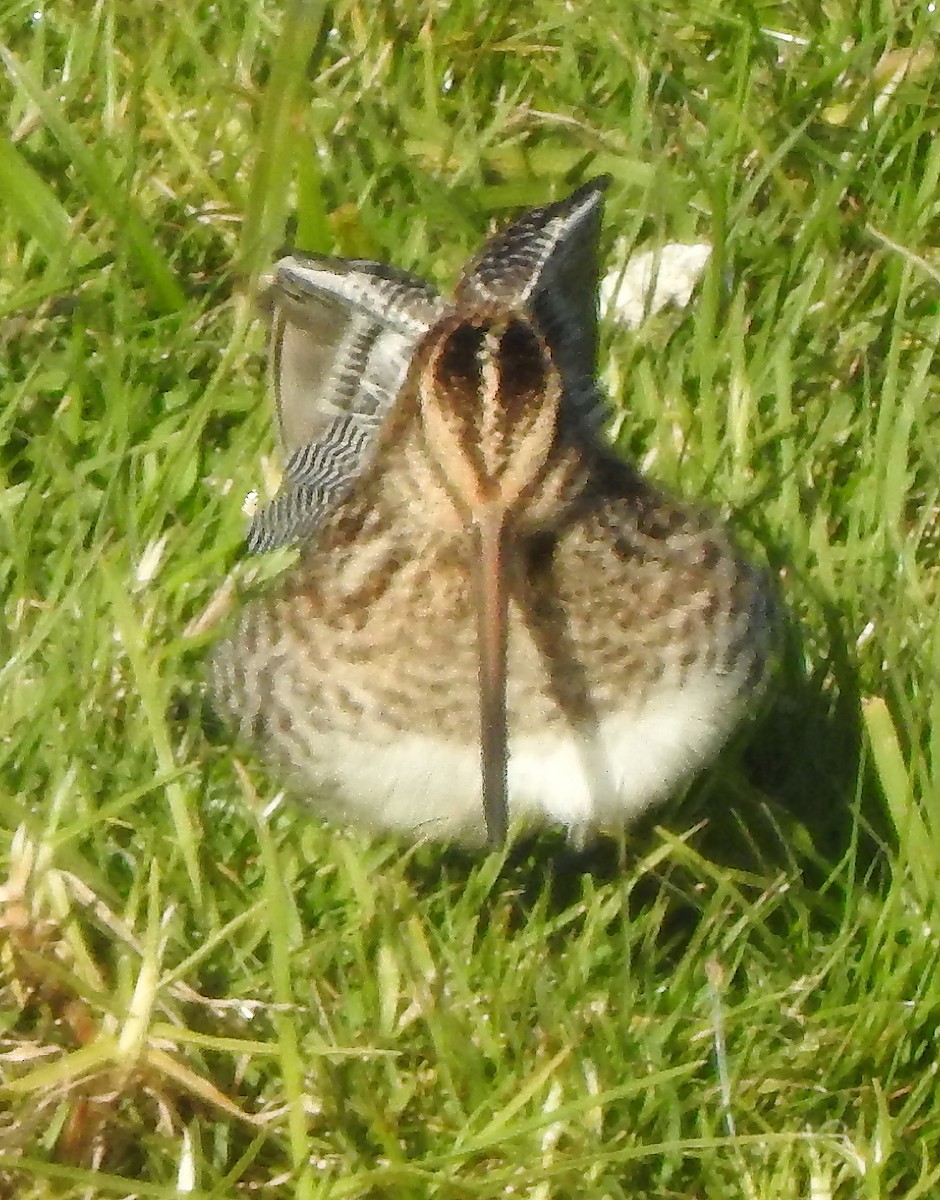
278;664;750;844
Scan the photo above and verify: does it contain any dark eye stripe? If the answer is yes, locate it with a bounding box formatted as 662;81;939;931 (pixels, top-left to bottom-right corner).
439;322;486;387
497;321;548;403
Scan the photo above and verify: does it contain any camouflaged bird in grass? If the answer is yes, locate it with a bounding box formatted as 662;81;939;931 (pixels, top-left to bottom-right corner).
211;180;774;848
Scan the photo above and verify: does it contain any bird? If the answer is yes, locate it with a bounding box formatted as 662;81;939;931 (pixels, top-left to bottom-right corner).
210;178;774;849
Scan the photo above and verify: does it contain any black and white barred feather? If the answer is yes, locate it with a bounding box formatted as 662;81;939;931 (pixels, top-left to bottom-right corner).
247;178;611;553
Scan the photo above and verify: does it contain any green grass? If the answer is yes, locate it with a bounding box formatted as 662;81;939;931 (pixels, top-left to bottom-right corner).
1;1;938;1195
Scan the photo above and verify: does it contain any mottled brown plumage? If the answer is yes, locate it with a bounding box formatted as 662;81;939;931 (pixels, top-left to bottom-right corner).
211;181;773;847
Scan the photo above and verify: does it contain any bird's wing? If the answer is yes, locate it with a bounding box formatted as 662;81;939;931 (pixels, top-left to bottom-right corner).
248;255;446;552
455;177;610;430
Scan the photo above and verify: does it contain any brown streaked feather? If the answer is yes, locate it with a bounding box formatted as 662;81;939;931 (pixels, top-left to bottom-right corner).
211;178;774;850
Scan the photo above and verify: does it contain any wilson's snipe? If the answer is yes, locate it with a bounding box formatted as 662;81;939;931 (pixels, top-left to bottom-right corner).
211;180;773;848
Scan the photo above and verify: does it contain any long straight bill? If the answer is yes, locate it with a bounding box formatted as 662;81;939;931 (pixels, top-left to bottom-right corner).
477;510;510;848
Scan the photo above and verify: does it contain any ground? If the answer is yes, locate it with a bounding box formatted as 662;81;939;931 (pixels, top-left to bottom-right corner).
0;2;938;1197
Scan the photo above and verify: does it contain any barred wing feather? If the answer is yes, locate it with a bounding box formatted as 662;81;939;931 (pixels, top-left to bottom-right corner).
455;177;610;430
248;256;445;551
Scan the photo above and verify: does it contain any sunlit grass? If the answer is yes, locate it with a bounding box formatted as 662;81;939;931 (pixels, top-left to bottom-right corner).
1;2;938;1196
